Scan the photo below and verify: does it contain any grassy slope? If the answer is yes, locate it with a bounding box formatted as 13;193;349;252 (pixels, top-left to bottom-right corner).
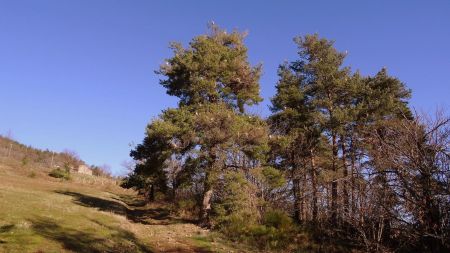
0;162;249;253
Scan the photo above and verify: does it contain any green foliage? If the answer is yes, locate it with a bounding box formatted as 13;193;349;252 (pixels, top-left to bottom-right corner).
123;26;433;252
209;172;298;250
261;166;285;189
48;168;71;180
263;209;293;230
216;207;297;250
125;26;269;227
252;210;296;248
174;198;198;217
158;24;262;112
212;171;259;232
269;34;412;225
271;34;411;139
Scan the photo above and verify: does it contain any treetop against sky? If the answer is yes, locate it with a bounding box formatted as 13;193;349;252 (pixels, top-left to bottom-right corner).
0;1;449;175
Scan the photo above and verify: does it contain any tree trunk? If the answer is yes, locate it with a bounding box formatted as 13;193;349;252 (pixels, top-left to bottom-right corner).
200;182;213;227
350;140;356;216
331;133;338;224
310;150;318;223
340;136;349;217
293;177;302;224
421;171;441;253
302;171;307;221
148;184;155;202
200;149;217;227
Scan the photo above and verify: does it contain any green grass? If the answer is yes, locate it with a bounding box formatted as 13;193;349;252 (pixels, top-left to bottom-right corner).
191;235;214;251
0;167;150;252
0;163;248;253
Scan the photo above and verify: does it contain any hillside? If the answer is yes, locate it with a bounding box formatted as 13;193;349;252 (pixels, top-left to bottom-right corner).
0;136;84;173
0;137;247;253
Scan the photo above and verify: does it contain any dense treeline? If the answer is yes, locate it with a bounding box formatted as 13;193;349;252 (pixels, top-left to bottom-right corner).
122;25;450;252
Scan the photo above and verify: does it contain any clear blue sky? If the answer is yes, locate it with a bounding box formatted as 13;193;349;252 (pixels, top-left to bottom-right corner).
1;1;449;175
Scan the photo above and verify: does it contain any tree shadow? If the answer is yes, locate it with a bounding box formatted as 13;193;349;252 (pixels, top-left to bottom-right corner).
30;217;154;253
111;193;147;207
31;192;216;252
0;224;15;233
158;247;212;253
55;190;127;216
85;220;213;253
0;224;15;244
55;191;195;225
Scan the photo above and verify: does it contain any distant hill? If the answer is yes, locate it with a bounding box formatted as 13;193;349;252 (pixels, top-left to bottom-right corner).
0;135;84;173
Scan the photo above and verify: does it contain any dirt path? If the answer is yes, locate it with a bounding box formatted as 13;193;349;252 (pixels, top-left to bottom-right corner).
53;190;246;253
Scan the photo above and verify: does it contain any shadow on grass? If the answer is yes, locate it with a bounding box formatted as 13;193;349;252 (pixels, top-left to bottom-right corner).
0;224;15;233
54;191;195;225
0;224;15;244
30;217;153;253
112;193;148;207
158;247;212;253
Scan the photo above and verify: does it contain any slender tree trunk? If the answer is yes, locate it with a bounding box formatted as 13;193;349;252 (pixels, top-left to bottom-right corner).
421;170;441;253
171;182;177;201
340;136;349;217
302;171;307;221
359;182;365;226
350;140;356;216
310;150;318;223
331;133;338;224
293;177;302;224
148;184;155;201
291;151;303;224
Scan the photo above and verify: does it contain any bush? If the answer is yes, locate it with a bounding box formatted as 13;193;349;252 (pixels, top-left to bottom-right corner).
175;198;198;218
212;171;260;235
207;169;300;250
154;191;166;201
28;171;36;178
49;167;71;180
219;208;297;250
21;157;29;167
247;209;297;249
263;209;294;231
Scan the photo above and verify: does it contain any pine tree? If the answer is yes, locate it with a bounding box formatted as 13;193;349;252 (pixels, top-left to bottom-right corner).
288;34;352;224
270;35;413;227
128;24;268;226
269;62;321;223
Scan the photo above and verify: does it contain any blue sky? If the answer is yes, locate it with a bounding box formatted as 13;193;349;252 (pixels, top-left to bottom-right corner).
1;1;449;175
